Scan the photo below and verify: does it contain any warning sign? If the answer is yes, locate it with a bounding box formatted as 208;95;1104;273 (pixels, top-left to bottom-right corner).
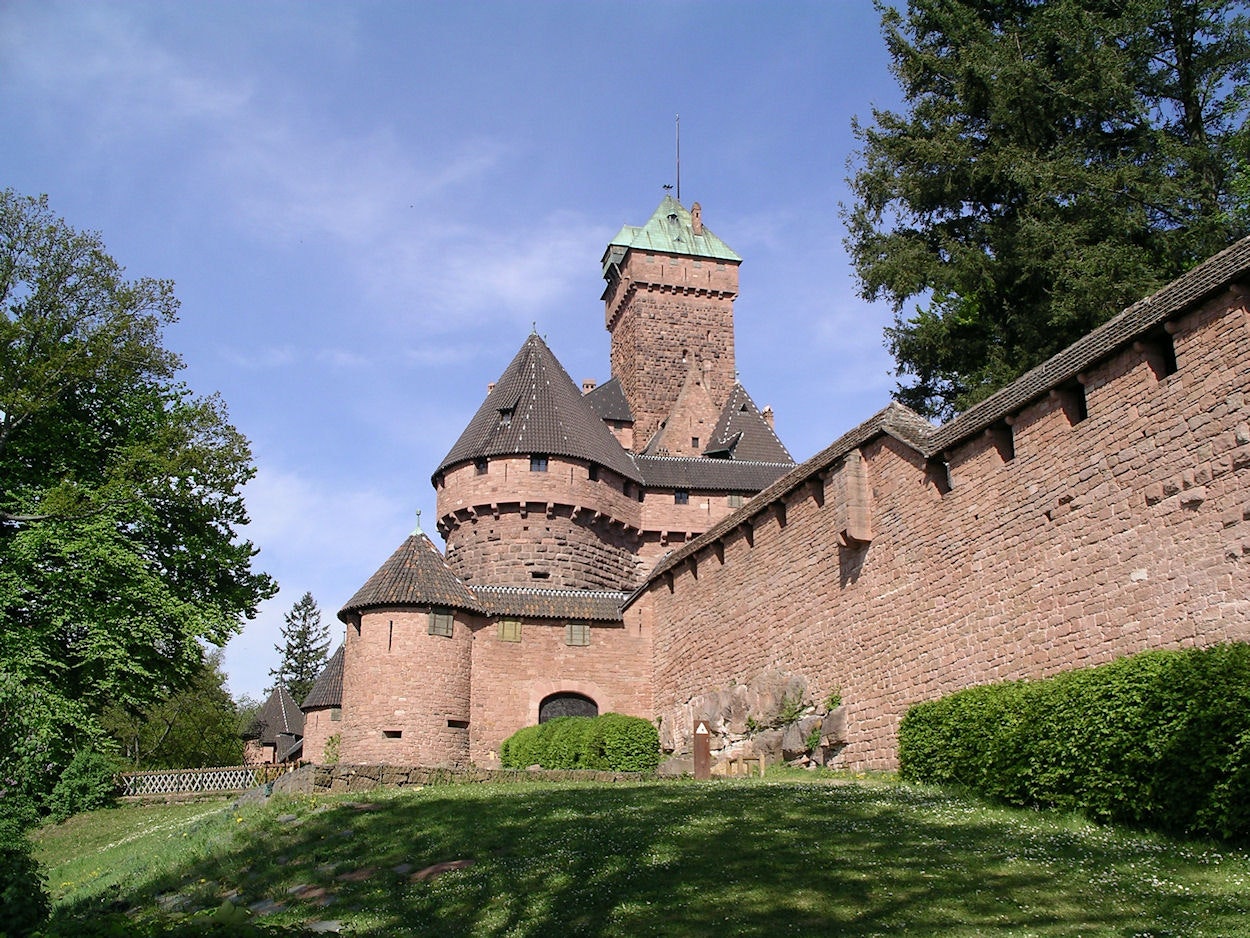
693;719;711;779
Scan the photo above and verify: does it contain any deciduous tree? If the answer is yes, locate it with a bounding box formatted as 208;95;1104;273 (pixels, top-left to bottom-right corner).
0;189;275;818
101;650;245;769
845;0;1250;419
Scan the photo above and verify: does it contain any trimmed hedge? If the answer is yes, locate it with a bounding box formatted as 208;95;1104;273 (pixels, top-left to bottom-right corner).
898;643;1250;843
500;713;660;772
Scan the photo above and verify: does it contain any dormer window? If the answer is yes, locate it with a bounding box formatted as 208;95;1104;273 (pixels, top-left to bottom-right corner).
499;408;513;428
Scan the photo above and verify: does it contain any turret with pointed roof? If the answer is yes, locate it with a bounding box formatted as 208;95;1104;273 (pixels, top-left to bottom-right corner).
435;332;640;484
334;194;797;770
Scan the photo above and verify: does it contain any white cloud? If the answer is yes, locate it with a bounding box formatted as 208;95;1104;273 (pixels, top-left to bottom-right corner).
222;463;412;700
0;4;252;133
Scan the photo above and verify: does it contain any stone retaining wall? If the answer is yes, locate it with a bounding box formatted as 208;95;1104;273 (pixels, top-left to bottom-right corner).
306;763;647;793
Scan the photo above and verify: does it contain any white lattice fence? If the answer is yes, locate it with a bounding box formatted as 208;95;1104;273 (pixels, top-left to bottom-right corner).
117;764;288;796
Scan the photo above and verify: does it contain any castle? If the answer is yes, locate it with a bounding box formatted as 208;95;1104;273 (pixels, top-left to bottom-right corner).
314;196;1250;771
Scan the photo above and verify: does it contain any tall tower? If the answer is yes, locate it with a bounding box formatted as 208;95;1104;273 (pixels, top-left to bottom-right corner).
600;197;741;451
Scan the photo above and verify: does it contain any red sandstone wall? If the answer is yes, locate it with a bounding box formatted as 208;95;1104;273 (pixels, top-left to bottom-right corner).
468;614;652;766
438;456;644;590
639;489;738;540
339;607;473;766
302;707;339;764
647;288;1250;769
606;251;738;449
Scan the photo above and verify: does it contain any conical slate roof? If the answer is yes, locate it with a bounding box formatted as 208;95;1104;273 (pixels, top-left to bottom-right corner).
704;384;794;463
603;196;740;263
301;644;343;710
435;333;641;482
584;377;633;423
338;531;482;620
248;685;303;745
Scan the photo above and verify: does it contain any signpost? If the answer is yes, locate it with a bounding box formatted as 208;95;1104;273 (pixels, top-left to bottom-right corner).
693;719;711;780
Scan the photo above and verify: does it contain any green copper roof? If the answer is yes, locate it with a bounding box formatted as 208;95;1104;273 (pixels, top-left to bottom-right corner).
604;196;741;266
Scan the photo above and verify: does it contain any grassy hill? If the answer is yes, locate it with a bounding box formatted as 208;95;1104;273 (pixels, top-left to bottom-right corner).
29;774;1250;937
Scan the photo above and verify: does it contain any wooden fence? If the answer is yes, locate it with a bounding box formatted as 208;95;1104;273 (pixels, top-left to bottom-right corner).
117;763;293;796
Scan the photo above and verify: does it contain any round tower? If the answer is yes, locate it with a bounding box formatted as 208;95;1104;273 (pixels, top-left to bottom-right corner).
433;333;646;591
337;529;477;766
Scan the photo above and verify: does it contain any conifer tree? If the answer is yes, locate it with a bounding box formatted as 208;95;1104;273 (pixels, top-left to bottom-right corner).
269;591;330;704
845;0;1250;420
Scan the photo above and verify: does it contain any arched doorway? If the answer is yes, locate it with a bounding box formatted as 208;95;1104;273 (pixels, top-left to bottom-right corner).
538;692;598;723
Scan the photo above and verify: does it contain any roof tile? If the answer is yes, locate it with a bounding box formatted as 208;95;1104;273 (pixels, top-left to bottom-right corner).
470;585;626;622
604;196;740;264
301;644;344;710
705;384;794;462
435;333;641;482
338;532;482;619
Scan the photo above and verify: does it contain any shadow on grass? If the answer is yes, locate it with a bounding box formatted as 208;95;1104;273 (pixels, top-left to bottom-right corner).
48;781;1250;937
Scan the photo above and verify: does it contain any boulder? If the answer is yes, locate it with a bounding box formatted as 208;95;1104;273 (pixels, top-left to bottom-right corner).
822;706;848;745
657;755;694;777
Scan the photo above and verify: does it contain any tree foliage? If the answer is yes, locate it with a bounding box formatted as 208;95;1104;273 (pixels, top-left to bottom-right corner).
0;189;275;819
101;650;245;769
846;0;1250;419
269;591;330;705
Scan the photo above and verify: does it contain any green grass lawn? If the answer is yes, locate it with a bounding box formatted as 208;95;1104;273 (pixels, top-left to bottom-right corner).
28;775;1250;937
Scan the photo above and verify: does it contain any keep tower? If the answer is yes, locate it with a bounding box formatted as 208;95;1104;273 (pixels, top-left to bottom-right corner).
601;197;741;452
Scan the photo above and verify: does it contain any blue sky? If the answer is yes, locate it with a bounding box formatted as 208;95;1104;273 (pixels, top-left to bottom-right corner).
1;1;906;702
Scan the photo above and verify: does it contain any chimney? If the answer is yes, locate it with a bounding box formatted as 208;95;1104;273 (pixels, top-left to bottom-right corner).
762;405;775;430
582;379;597;395
691;202;703;236
487;382;496;396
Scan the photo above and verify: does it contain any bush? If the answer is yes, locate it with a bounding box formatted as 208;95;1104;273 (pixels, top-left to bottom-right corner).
589;713;661;772
501;714;659;772
46;749;118;823
0;817;50;937
500;723;546;768
898;643;1250;844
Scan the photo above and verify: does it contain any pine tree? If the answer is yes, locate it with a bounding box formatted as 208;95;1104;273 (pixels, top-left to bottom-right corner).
269;591;330;704
845;0;1250;420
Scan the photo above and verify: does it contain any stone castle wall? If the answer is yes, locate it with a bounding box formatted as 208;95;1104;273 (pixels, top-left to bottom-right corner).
301;706;339;764
436;454;758;590
643;284;1250;769
438;456;644;590
468;616;652;765
339;607;473;766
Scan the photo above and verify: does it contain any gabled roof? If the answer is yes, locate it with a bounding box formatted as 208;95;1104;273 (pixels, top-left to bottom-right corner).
250;685;304;746
338;531;483;621
643;360;722;457
705;384;794;463
301;644;344;710
584;377;633;423
435;333;641;483
603;196;741;266
638;233;1250;592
